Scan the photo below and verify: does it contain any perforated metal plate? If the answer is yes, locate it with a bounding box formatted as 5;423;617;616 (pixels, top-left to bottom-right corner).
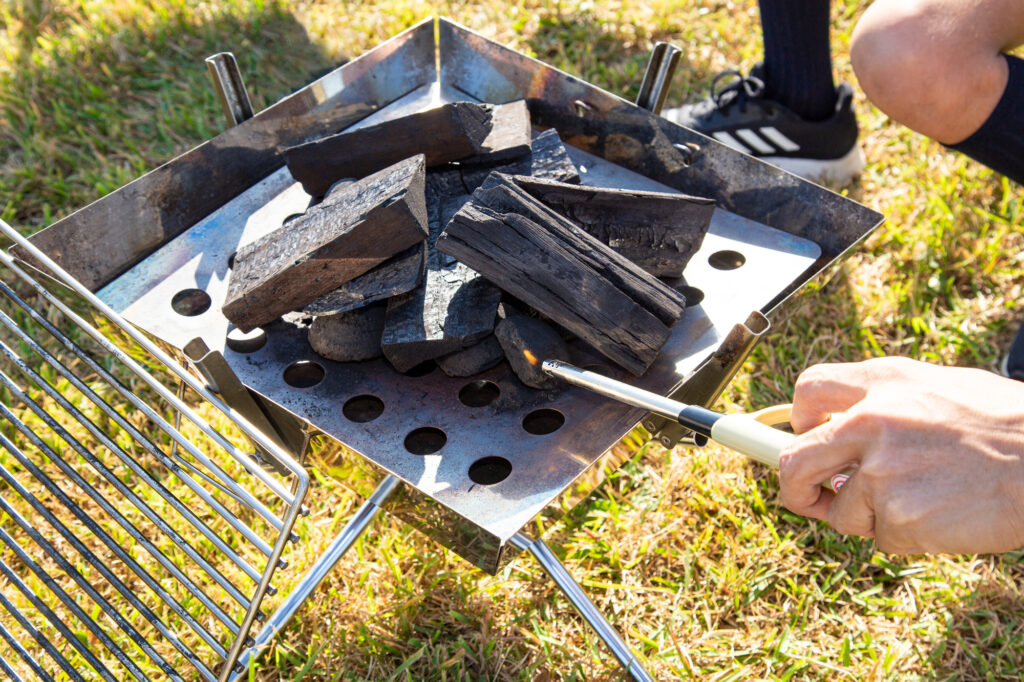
99;79;820;566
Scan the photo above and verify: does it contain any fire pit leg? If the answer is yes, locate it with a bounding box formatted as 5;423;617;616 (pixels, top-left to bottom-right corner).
228;474;401;680
510;533;655;682
635;41;682;115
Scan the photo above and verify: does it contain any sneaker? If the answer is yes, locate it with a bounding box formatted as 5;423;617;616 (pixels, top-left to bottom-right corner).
1000;322;1024;381
663;65;866;186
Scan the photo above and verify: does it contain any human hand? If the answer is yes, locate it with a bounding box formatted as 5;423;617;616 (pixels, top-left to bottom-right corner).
778;357;1024;554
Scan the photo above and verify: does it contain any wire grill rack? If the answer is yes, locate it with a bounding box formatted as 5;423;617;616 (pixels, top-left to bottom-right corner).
0;220;309;681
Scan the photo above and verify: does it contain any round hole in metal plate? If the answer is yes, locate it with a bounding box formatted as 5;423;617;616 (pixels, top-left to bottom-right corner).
171;288;211;317
523;408;565;435
402;359;437;377
459;380;500;408
404;427;446;455
678;285;705;305
469;456;512;485
283;360;324;388
226;326;267;353
343;395;385;423
708;250;746;270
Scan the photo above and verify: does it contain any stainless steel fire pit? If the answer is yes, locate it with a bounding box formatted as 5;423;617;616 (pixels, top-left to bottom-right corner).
15;17;883;680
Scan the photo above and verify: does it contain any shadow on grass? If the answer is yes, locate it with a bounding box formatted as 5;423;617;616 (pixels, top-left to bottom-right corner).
0;1;337;230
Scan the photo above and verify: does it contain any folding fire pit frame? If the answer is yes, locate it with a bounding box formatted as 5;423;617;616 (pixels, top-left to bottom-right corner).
17;17;884;680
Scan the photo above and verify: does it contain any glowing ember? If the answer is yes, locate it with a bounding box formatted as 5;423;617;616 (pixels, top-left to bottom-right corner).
522;349;538;366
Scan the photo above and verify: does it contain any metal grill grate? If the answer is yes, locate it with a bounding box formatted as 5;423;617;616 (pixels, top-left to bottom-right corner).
0;220;309;681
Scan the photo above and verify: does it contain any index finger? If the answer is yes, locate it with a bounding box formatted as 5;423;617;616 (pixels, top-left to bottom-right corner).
778;417;865;519
790;363;872;433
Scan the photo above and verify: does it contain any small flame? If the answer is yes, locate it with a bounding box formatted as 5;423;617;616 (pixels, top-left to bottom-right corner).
522;349;538;366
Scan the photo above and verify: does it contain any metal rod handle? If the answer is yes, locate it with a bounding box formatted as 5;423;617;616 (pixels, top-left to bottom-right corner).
206;52;254;127
228;475;401;680
511;534;655;682
636;42;682;115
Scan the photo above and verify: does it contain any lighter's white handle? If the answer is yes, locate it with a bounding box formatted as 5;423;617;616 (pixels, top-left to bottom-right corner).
710;408;850;492
710;413;795;468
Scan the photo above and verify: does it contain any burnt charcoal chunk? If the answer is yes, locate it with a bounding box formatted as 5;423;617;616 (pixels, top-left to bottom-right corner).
509;175;714;276
308;303;386;362
378;163;503;373
495;314;570;389
470;99;532;163
303;242;426;316
222;155;428;332
285;101;531;197
436;174;686;375
381;266;502;373
437;335;505;377
461;128;580;189
469;174;686;327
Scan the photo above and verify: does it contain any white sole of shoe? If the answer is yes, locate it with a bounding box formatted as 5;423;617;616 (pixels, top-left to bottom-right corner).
761;145;867;187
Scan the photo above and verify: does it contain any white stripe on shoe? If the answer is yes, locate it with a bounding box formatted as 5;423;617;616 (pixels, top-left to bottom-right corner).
734;128;775;154
759;126;801;152
761;144;866;186
711;131;751;154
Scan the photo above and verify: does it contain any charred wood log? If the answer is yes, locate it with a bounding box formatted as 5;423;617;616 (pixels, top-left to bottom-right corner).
303;242;426;316
284;101;531;197
460;128;580;189
222;155;428;332
508;175;714;276
436;174;686;375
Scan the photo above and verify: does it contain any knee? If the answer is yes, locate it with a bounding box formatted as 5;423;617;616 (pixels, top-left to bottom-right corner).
851;0;941;123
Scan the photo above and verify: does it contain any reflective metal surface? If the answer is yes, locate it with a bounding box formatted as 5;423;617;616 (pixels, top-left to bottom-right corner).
31;18;880;574
635;42;682;115
206;52;255;127
231;475;401;679
22;18;438;292
0;220;309;681
97;78;821;572
511;533;654;682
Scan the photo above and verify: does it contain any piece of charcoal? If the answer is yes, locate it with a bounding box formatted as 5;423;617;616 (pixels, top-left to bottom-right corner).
308;303;386;362
461;128;580;189
495;313;570;389
381;266;501;373
468;174;686;326
436;335;505;377
222;155;428;332
378;166;501;372
506;175;714;276
285;101;531;197
437;174;686;375
303;242;426;316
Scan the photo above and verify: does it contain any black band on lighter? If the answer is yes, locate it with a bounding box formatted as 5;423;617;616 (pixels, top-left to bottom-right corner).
675;405;721;437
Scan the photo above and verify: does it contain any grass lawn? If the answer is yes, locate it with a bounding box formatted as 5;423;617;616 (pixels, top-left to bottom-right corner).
1;1;1023;680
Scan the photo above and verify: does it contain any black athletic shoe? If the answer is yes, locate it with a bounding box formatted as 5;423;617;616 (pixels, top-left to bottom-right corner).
664;65;865;186
1001;323;1024;381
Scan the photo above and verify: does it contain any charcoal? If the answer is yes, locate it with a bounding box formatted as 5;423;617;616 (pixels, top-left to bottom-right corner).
437;335;505;377
437;174;686;375
495;314;569;389
308;303;386;362
303;242;426;316
508;175;714;276
223;155;427;332
285;101;531;197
